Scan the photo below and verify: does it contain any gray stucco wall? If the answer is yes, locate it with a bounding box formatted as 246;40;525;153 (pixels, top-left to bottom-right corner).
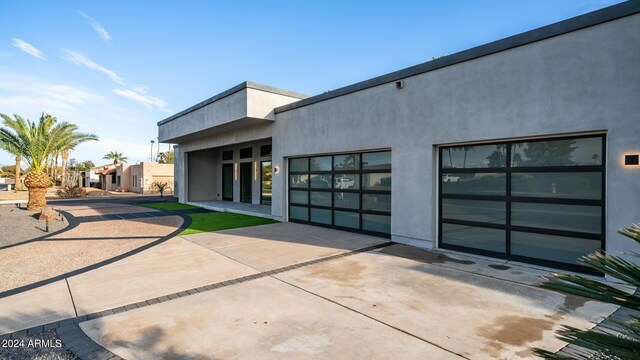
173;145;181;199
271;13;640;255
187;148;218;202
159;90;248;143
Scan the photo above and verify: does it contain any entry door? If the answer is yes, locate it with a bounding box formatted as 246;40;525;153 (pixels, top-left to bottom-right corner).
261;161;272;205
222;164;233;201
240;162;252;203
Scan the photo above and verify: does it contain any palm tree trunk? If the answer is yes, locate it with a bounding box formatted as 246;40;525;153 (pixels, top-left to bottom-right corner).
24;171;49;210
54;153;59;184
14;155;21;192
61;149;69;187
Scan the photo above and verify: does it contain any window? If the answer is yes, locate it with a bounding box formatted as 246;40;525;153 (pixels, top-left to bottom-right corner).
240;147;252;159
222;150;233;161
439;134;605;273
288;150;391;236
260;145;272;157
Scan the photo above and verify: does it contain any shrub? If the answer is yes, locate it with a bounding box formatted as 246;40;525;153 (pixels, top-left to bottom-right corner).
56;185;87;198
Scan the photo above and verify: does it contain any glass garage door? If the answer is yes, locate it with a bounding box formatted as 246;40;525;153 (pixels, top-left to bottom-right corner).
288;151;391;237
439;134;605;272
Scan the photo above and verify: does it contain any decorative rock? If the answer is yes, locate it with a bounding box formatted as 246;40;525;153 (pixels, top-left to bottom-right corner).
39;208;58;222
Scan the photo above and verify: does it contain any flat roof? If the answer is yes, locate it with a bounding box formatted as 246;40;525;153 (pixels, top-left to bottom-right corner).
274;1;640;114
157;81;308;126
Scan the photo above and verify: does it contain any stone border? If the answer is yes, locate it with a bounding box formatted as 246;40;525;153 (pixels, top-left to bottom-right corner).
0;242;392;359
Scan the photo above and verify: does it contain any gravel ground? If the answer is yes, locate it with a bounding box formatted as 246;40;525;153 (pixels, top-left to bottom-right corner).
0;205;67;247
0;330;77;360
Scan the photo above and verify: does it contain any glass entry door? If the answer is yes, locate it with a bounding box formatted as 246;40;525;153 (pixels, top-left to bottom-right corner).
240;162;252;203
261;161;272;205
222;164;233;201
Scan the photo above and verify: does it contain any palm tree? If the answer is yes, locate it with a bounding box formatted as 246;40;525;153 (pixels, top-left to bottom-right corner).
103;151;128;164
0;113;98;210
534;224;640;359
0;114;24;192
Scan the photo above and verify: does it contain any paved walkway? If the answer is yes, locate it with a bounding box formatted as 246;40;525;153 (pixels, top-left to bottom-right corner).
0;215;629;359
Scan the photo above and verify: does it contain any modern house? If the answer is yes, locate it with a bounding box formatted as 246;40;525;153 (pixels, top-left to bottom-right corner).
84;162;173;194
158;2;640;273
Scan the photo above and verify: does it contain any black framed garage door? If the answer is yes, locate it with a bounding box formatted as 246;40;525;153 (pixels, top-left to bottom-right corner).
439;134;605;273
288;151;391;237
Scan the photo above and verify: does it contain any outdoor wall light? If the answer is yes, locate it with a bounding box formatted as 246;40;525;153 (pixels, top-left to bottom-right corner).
234;163;238;181
254;161;258;181
274;166;280;174
625;154;640;166
395;80;404;90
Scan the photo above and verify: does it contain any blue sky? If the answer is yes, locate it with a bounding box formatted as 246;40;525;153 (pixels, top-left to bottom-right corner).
0;0;623;166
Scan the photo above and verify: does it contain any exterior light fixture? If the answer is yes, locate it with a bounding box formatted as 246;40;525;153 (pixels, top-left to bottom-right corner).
234;163;238;180
274;166;280;174
625;154;639;166
395;80;404;89
254;161;258;181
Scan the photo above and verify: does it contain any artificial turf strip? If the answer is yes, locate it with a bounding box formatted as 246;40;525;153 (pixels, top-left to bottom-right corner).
141;202;202;211
180;212;278;235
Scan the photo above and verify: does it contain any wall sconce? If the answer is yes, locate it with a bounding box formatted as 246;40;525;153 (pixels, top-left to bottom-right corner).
625;154;639;166
254;161;258;181
234;163;238;180
274;166;280;174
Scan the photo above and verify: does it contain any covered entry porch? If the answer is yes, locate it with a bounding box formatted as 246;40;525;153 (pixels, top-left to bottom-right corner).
184;138;273;216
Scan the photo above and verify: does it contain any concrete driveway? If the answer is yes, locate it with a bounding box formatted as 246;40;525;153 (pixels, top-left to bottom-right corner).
0;222;619;359
67;223;616;360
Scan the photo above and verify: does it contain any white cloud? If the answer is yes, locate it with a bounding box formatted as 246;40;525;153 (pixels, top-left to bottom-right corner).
0;73;102;116
79;11;112;42
64;49;125;86
112;88;168;111
62;49;168;111
11;38;45;60
0;70;166;168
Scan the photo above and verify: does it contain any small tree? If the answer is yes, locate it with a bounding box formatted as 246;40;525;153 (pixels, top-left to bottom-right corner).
56;167;87;198
157;151;174;164
534;224;640;359
152;181;169;198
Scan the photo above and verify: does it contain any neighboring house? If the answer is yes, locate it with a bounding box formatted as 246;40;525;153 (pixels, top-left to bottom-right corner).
89;163;118;190
158;3;640;273
79;169;98;188
83;162;173;193
115;162;174;194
